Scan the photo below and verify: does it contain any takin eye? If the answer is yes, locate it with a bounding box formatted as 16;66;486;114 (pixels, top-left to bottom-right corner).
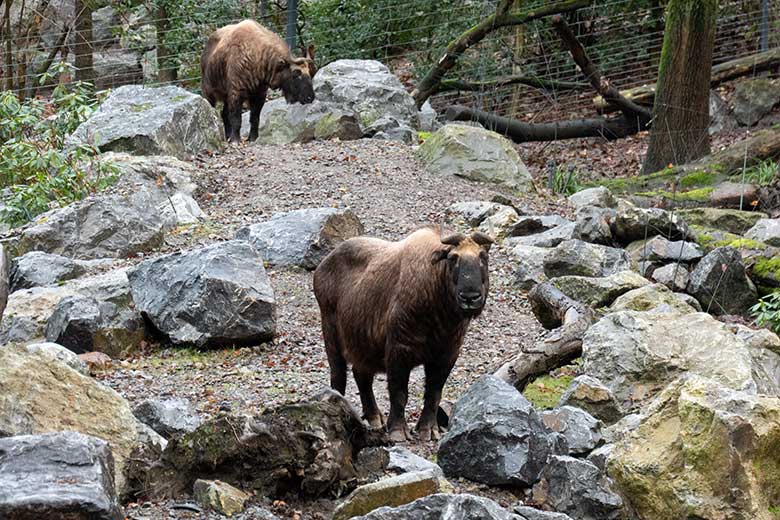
447;253;459;264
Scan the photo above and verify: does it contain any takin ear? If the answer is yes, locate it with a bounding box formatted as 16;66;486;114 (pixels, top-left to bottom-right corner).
440;232;467;246
306;44;315;60
471;231;494;251
430;248;450;264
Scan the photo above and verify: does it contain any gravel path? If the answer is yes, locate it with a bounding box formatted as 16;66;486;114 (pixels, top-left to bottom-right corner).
103;138;555;519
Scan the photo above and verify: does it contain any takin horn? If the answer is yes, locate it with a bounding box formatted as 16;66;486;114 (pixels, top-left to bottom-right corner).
471;232;494;246
440;232;467;246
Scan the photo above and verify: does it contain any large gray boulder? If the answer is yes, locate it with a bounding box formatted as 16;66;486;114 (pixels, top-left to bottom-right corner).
582;311;756;409
235;207;363;270
572;206;615;245
314;59;418;129
550;270;649;308
543;240;632;278
93;49;143;90
611;201;691;244
632;236;703;263
246;98;362;144
354;493;525;520
531;455;623;520
649;262;690;292
609;284;699;314
132;397;203;439
735;324;780;396
10;251;89;291
67;85;223;160
510;245;551;289
24;342;89;375
677;207;767;234
44;294;145;358
128;240;275;348
568;187;617;209
508;222;576;248
687;246;757;315
0;432;124;520
416;124;534;191
745;218;780;246
540;406;602;455
558;376;622;425
508;215;570;238
733;78;780;126
438;376;553;486
445;201;505;227
0;269;140;353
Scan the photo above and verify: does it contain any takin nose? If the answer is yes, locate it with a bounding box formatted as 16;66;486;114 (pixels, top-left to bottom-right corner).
458;291;482;306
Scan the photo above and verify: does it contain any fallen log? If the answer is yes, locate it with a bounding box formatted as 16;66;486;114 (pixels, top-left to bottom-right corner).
439;75;587;94
494;283;594;391
594;48;780;113
445;105;649;143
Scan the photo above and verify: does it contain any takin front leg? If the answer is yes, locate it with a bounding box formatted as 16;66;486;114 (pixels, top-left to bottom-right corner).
353;368;384;429
386;360;413;443
322;318;347;395
248;88;267;142
416;360;455;441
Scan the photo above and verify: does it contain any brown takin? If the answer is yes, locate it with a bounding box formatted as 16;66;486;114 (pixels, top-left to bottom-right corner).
201;20;316;143
313;226;492;442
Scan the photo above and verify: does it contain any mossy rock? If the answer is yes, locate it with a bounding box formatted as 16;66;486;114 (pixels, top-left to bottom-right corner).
678;207;768;235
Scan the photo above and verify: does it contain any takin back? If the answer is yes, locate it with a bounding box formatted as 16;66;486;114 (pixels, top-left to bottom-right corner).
313;226;492;442
201;19;316;143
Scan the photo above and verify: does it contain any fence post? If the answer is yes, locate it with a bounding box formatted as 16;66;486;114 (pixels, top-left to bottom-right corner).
760;0;769;52
286;0;298;50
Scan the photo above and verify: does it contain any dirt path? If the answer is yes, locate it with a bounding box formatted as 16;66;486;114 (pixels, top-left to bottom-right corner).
104;139;553;519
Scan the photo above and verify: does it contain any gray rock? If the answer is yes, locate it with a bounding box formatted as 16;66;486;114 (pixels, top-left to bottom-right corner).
0;432;124;520
133;398;203;439
67;85;223;160
573;206;615;245
0;269;137;349
354;493;524;520
634;236;703;263
24;342;89;375
445;201;505;227
16;194;166;260
508;215;570;237
708;89;734;135
677;207;767;234
44;294;145;357
508;222;576;248
366;115;417;143
733;78;780;126
478;207;519;238
416;124;534;191
513;505;574;520
314;59;419;128
510;245;551;290
735;324;780;396
438;376;553;486
91;6;120;49
550;270;649;308
10;251;87;291
709;181;758;208
128;240;275;348
544;240;632;278
585;444;614;472
531;455;623;520
650;262;690;292
0;243;8;320
611;201;691;244
93;49;143;90
419;101;439;132
687;246;757;315
540;406;602;455
248;98;363;144
745;218;780;247
387;447;443;477
568;187;617;209
235;207;363;270
610;284;699;314
193;479;250;516
558;375;623;425
582;311;756;409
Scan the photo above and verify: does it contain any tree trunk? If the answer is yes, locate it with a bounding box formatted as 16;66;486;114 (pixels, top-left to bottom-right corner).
156;2;177;84
2;0;12;91
73;0;94;85
642;0;718;174
510;1;525;117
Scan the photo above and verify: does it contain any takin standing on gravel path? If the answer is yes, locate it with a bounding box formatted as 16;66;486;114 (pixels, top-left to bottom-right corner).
313;226;493;442
201;19;316;143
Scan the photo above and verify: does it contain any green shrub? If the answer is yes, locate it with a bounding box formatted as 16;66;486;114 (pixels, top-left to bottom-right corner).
551;165;581;196
741;160;779;186
751;291;780;334
0;74;118;227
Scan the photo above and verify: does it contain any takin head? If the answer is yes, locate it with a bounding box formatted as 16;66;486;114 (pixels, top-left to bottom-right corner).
278;45;316;105
431;231;493;317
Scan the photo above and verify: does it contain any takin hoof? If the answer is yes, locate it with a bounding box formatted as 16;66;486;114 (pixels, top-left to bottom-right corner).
387;423;413;443
416;422;443;442
365;414;385;429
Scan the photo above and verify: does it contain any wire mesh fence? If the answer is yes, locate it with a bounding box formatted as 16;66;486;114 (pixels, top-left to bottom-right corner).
1;0;779;120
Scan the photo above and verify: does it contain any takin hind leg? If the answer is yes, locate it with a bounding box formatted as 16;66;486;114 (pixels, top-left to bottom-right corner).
225;96;243;143
352;367;384;429
323;319;347;395
220;103;231;140
416;360;455;442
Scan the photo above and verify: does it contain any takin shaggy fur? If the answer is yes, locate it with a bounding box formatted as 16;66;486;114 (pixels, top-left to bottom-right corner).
201;19;316;143
313;227;492;442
